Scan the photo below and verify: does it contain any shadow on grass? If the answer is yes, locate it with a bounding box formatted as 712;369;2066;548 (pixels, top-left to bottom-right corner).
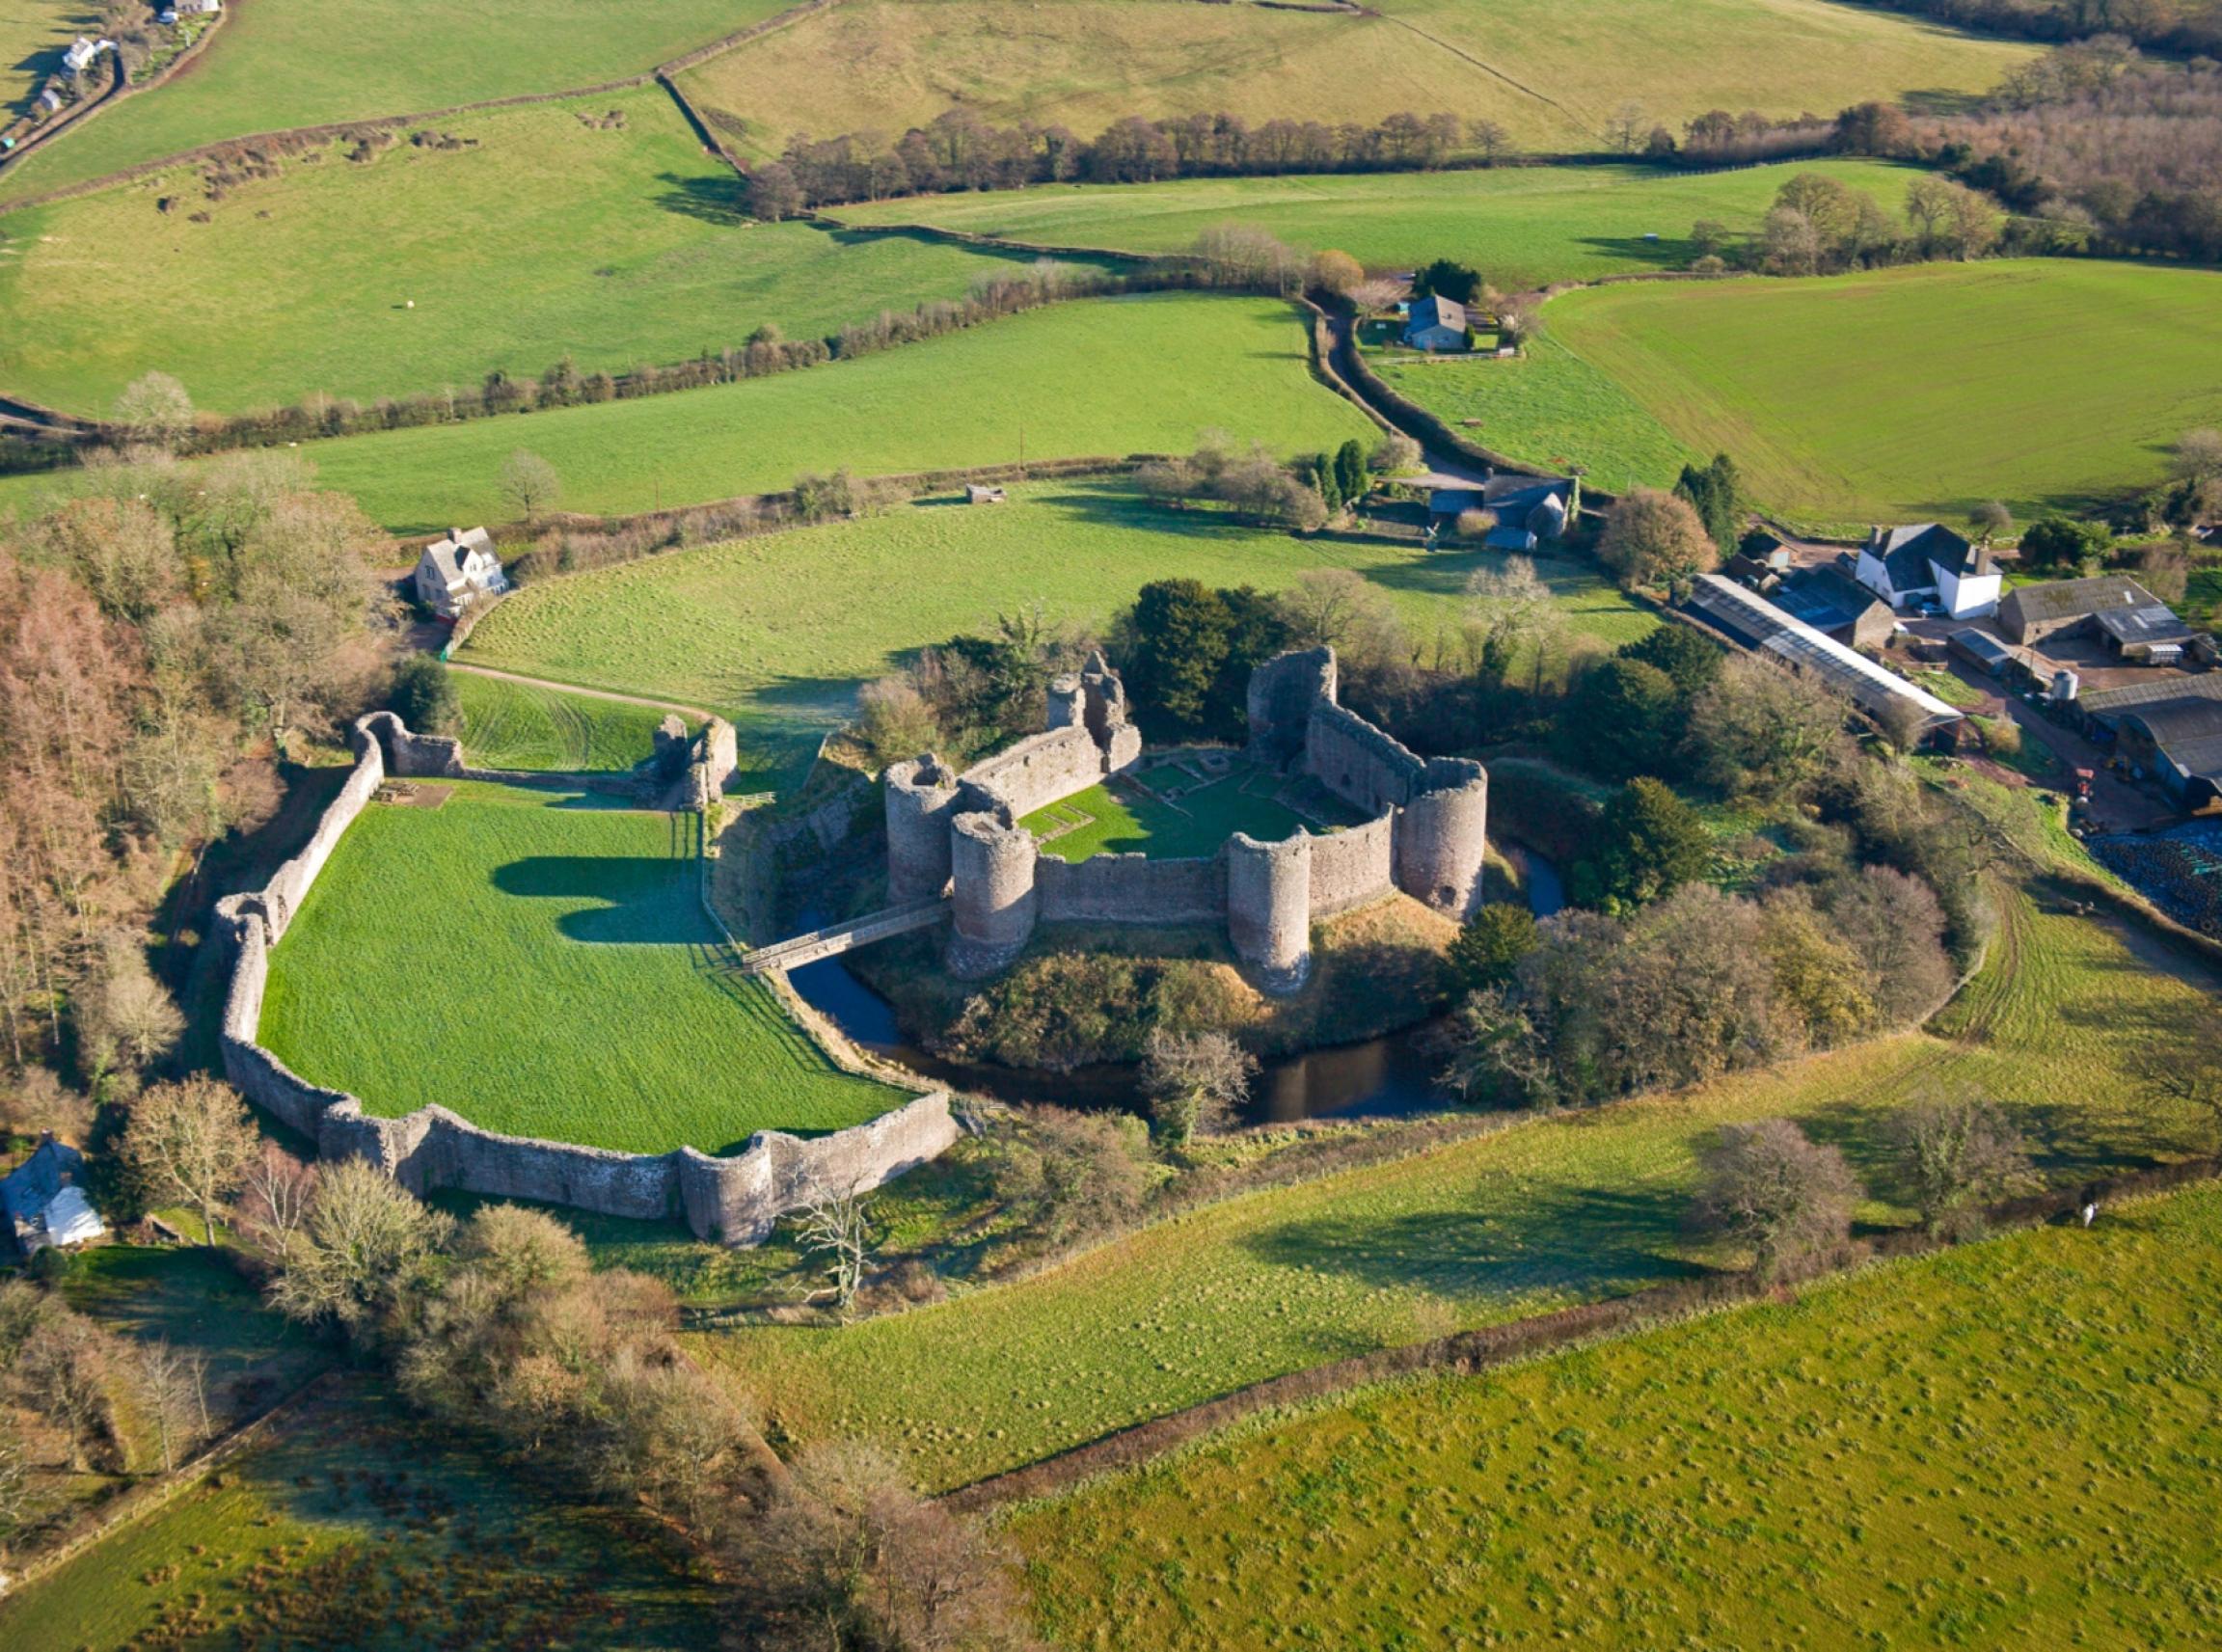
1238;1179;1707;1303
654;171;748;228
492;854;714;943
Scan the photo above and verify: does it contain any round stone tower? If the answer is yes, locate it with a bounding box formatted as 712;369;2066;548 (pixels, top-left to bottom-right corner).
1226;831;1313;994
948;812;1039;977
883;756;962;904
1396;758;1490;918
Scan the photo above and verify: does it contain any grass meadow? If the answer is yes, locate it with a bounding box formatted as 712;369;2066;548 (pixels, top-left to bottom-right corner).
1010;1178;2222;1648
0;0;791;205
833;159;1928;288
455;481;1652;786
452;672;692;773
258;781;901;1154
0;1378;720;1649
0;87;1102;416
1416;259;2222;528
680;0;2032;159
1023;761;1317;862
0;294;1374;530
686;888;2221;1491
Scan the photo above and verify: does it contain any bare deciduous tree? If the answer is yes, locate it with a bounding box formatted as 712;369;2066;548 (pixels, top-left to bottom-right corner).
268;1160;452;1336
136;1339;211;1473
796;1178;874;1319
236;1141;318;1248
113;371;196;449
118;1077;260;1243
1889;1097;2037;1236
499;448;562;520
1139;1028;1258;1147
1691;1118;1861;1277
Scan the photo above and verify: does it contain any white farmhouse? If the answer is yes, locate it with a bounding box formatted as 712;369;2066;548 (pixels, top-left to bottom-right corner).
414;527;510;620
63;36;115;74
1854;524;2002;620
3;1136;105;1257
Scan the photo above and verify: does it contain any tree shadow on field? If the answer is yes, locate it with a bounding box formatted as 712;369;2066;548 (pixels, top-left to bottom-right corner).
1238;1180;1705;1305
1572;234;1695;269
655;172;749;228
493;855;704;943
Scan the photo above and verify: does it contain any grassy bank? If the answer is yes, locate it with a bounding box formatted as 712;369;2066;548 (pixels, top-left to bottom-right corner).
687;887;2218;1491
1011;1178;2222;1648
1396;260;2222;527
259;781;900;1154
833;160;1927;288
452;673;692;773
0;87;1107;416
453;481;1651;785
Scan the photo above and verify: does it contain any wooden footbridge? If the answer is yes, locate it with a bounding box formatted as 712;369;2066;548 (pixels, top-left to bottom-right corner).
736;896;949;974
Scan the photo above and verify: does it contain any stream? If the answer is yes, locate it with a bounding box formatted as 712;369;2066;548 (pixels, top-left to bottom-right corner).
786;844;1563;1124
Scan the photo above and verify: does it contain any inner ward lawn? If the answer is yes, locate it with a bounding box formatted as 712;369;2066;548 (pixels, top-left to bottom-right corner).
1428;259;2222;528
685;889;2220;1491
258;781;900;1155
454;481;1651;787
0;1378;719;1650
0;0;792;205
0;87;1106;416
0;294;1374;531
1009;1178;2222;1650
832;159;1929;290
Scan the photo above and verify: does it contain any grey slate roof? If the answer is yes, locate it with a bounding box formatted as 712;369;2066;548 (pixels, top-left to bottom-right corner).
1774;567;1888;636
1999;575;2159;629
1868;524;1992;590
1407;294;1467;334
2123;697;2222;785
2093;603;2197;649
2;1137;84;1223
2081;674;2222;717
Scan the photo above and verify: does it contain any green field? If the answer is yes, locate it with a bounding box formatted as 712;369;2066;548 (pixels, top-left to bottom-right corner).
686;888;2220;1490
0;1379;718;1649
1023;758;1328;862
259;781;901;1154
1407;260;2222;527
0;0;791;205
453;671;694;773
833;159;1928;288
680;0;2032;159
0;294;1373;530
0;87;1106;416
453;481;1652;785
1011;1178;2222;1648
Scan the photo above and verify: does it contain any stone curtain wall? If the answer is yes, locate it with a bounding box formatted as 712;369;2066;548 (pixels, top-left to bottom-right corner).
1038;853;1225;925
1307;814;1396;915
960;725;1115;821
1304;701;1426;816
214;713;957;1246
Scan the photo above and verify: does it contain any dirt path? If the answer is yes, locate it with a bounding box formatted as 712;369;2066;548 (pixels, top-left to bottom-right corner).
446;662;713;720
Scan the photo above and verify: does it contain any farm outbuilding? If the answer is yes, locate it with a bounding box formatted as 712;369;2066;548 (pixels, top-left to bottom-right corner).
1998;575;2175;648
1948;627;2019;678
3;1135;105;1256
1687;574;1963;736
1771;567;1895;651
2081;677;2222;808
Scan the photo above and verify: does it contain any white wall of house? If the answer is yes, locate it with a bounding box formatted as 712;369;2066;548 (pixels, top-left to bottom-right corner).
1936;564;2001;620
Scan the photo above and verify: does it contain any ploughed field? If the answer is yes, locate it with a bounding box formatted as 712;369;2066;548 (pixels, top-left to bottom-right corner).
0;294;1373;531
830;159;1927;289
0;1377;720;1650
1010;1178;2222;1648
686;888;2222;1490
678;0;2033;159
453;481;1653;790
257;781;901;1155
1385;259;2222;528
0;86;1113;417
1023;753;1356;863
0;0;795;205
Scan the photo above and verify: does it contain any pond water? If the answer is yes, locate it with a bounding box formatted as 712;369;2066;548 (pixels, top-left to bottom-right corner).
786;843;1561;1124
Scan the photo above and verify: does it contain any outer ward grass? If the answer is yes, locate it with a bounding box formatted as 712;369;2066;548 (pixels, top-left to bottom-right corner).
680;0;2032;158
257;781;901;1155
1009;1178;2222;1649
0;87;1108;416
831;159;1929;289
0;294;1375;531
685;888;2220;1491
1397;259;2222;527
454;481;1653;785
0;0;793;205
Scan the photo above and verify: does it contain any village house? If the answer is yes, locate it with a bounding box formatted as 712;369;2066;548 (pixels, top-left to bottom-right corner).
1998;575;2199;664
1770;565;1896;651
63;36;114;74
1427;474;1577;552
3;1135;105;1258
1403;294;1469;352
414;527;509;620
1854;524;2001;619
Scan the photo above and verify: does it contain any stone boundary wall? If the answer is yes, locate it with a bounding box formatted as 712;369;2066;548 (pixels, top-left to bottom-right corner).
1038;853;1225;926
213;712;956;1245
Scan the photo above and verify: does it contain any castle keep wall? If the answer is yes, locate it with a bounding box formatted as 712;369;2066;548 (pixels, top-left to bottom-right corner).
217;713;955;1247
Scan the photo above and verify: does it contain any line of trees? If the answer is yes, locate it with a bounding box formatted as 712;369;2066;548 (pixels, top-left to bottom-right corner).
744;107;1518;216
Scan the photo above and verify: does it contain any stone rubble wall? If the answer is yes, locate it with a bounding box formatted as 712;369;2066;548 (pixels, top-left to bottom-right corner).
1037;852;1225;926
1305;700;1427;816
960;724;1112;821
214;712;956;1246
1307;813;1396;915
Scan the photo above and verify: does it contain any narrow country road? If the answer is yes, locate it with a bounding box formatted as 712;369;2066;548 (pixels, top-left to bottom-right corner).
1322;312;1492;487
445;662;714;720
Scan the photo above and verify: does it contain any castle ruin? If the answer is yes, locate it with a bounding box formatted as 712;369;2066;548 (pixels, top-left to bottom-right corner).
883;647;1489;993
